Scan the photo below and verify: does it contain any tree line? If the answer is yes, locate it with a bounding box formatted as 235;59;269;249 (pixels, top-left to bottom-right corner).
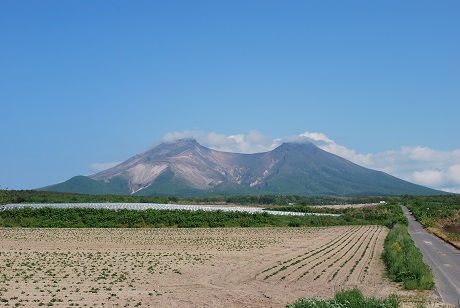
1;189;396;206
0;203;406;229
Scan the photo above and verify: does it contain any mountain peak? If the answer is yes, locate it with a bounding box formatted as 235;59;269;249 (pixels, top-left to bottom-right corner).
163;138;200;147
280;140;314;147
275;140;317;152
167;138;199;144
44;139;445;196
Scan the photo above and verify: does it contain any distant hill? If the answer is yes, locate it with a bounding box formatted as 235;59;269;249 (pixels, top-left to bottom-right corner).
41;139;445;196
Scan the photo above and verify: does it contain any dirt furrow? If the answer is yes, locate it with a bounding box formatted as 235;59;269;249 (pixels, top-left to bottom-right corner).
323;225;377;285
259;226;362;281
357;225;384;283
344;225;382;284
291;225;368;282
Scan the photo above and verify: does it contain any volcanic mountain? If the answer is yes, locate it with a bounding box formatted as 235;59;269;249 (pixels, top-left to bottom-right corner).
42;139;443;196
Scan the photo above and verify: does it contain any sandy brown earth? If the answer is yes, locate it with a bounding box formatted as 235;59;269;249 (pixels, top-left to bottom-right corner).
0;226;438;307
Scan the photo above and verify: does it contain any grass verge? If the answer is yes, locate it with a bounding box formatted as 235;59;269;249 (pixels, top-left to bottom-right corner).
286;288;400;308
382;223;434;290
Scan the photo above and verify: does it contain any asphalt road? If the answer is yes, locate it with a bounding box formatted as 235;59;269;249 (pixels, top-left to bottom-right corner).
402;205;460;306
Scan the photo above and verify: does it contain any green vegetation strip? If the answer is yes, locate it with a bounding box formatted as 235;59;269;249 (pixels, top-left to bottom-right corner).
0;202;408;228
0;207;357;228
382;223;434;290
272;203;407;228
287;288;399;308
0;189;393;207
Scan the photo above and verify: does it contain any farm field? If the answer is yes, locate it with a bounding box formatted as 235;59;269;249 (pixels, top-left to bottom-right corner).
404;195;460;249
0;225;410;307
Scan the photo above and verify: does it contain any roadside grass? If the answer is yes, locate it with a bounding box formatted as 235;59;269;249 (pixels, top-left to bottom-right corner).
382;223;434;290
286;288;400;308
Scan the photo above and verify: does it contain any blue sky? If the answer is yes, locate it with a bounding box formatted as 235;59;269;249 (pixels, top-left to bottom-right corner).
1;1;459;192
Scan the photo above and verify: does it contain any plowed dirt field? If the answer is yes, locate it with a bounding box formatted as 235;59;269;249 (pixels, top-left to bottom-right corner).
0;226;403;307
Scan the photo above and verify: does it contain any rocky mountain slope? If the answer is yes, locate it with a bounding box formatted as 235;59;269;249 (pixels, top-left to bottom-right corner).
42;139;444;196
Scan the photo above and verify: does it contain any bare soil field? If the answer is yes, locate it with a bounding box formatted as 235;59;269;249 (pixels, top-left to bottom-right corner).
0;226;426;307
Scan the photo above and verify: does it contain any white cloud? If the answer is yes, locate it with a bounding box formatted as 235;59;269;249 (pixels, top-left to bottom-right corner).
162;130;206;143
447;164;460;183
160;130;460;193
90;162;121;172
299;132;333;143
298;133;460;193
162;130;279;153
412;169;444;186
292;132;374;167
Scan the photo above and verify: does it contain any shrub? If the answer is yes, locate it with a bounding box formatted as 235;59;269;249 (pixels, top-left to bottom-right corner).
287;288;399;308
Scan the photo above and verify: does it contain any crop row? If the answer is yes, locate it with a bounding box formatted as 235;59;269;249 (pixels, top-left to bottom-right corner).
263;226;362;280
261;226;363;280
259;225;385;286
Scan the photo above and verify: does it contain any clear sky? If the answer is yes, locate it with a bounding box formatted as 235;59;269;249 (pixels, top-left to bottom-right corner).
1;1;459;193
